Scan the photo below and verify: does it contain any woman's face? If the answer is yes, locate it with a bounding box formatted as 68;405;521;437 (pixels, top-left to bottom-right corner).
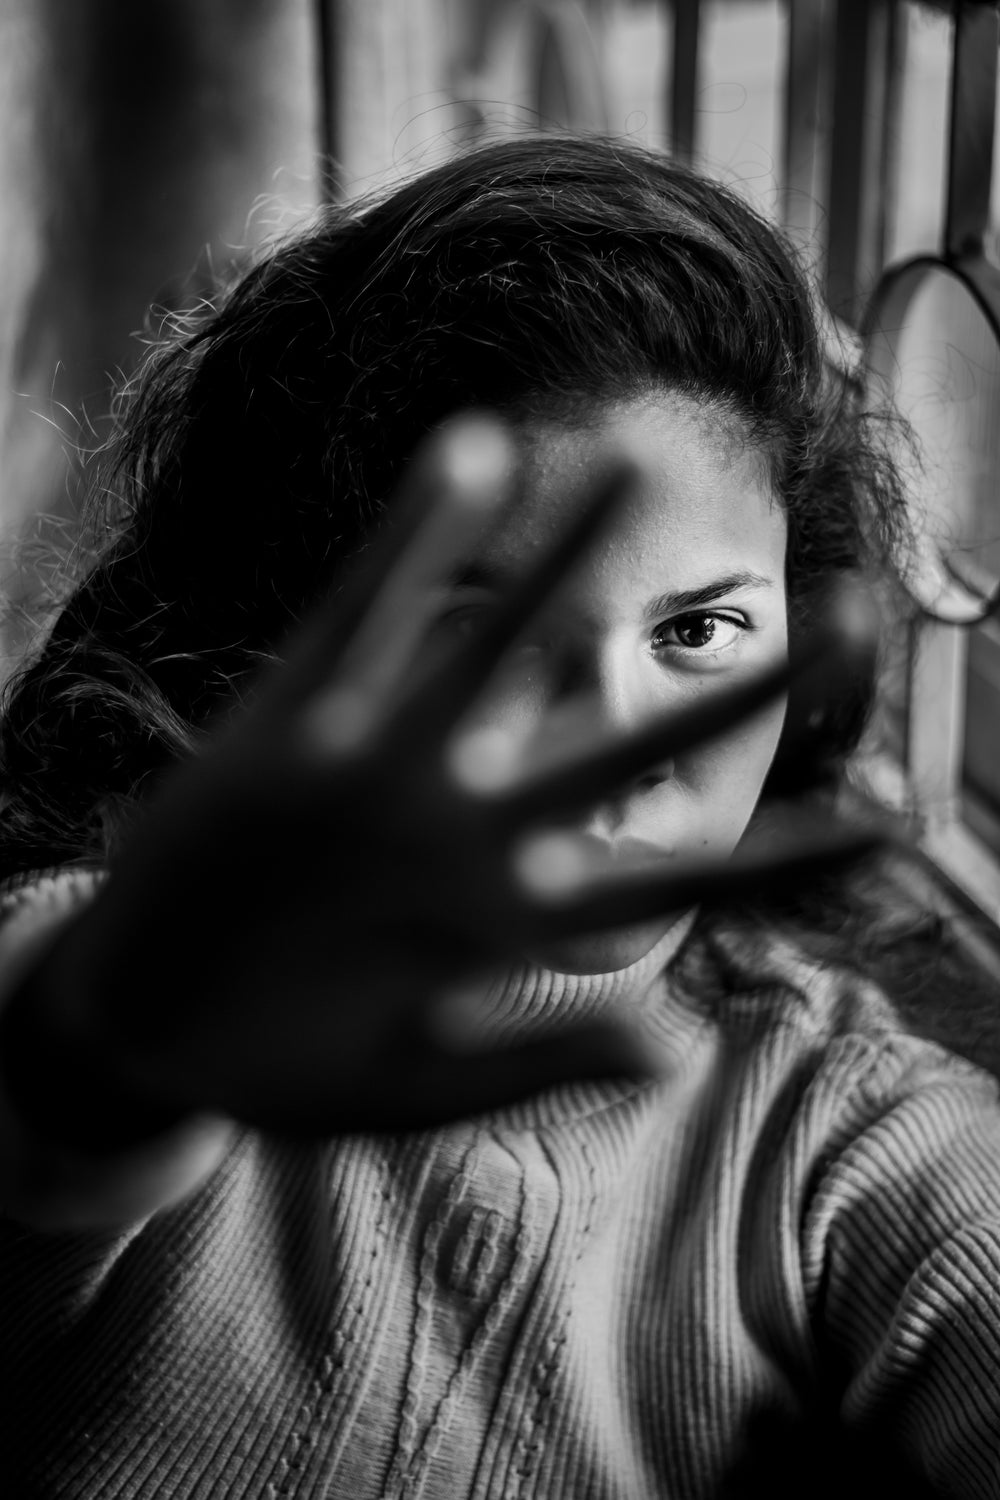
445;394;789;972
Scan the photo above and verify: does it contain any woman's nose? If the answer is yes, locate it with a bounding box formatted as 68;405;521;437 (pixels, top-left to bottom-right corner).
549;644;674;790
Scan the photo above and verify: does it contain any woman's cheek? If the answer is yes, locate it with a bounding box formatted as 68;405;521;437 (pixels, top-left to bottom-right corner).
459;657;552;753
677;698;787;846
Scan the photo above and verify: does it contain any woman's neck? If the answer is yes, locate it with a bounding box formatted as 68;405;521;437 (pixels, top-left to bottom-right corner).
478;912;697;1041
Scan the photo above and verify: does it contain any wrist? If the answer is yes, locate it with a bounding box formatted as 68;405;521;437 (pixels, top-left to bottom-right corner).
0;915;184;1156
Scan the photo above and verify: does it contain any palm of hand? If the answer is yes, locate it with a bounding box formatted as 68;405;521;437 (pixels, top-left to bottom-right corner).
83;416;875;1136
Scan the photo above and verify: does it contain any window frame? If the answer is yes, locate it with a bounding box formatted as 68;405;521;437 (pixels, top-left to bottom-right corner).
857;2;1000;925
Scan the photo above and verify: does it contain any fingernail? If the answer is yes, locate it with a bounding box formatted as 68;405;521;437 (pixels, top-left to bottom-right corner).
513;832;589;899
438;414;515;508
300;687;374;754
826;576;880;659
448;727;521;792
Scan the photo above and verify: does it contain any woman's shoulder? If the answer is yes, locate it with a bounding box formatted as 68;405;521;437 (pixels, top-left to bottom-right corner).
670;908;899;1041
672;914;1000;1241
670;904;1000;1104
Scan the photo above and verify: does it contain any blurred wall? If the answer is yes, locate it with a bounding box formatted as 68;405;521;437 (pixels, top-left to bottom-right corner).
0;0;319;661
322;0;670;193
0;0;947;669
0;0;673;666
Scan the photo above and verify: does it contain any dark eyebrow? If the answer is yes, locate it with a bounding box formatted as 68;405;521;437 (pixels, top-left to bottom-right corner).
642;571;776;621
446;564;777;613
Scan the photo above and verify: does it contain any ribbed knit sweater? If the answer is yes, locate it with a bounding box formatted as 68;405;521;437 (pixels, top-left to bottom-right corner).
2;871;1000;1498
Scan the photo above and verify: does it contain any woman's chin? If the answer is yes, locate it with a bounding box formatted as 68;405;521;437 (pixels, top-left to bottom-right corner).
524;918;678;976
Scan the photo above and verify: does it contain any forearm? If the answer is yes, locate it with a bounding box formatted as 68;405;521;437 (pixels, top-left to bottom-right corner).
0;872;233;1230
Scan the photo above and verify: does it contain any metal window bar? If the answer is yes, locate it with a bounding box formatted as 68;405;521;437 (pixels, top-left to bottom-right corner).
781;0;828;247
671;0;700;163
315;0;341;203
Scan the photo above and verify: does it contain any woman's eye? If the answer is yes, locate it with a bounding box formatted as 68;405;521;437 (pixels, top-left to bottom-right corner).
432;600;492;640
651;612;744;652
438;606;481;638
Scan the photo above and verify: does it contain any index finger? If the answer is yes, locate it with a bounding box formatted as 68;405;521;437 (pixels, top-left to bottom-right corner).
258;413;514;737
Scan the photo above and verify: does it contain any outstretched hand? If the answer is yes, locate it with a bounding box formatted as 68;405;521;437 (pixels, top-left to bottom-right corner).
23;415;880;1144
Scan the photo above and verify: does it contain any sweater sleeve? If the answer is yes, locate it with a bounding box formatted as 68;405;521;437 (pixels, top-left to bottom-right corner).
802;1033;1000;1498
0;869;234;1230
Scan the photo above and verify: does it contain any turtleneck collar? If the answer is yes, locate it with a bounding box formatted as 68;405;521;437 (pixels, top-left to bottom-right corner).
445;910;700;1133
475;910;698;1045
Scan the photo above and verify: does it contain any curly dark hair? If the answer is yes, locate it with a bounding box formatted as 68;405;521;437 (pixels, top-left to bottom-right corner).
0;134;909;880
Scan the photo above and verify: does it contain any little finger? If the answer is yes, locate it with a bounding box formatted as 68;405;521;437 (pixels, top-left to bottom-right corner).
277;413;515;746
512;824;887;938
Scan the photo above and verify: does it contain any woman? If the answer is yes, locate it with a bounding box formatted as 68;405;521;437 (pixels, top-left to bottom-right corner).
0;135;994;1498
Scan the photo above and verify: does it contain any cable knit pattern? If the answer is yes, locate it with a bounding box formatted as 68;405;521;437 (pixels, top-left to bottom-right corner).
2;873;1000;1496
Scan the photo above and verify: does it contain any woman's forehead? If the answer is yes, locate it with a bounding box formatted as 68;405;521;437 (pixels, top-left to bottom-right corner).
479;393;787;578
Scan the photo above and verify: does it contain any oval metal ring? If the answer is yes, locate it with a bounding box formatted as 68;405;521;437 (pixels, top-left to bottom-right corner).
862;251;1000;625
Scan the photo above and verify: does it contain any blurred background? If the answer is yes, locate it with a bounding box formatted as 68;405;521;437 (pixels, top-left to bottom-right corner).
0;0;998;907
